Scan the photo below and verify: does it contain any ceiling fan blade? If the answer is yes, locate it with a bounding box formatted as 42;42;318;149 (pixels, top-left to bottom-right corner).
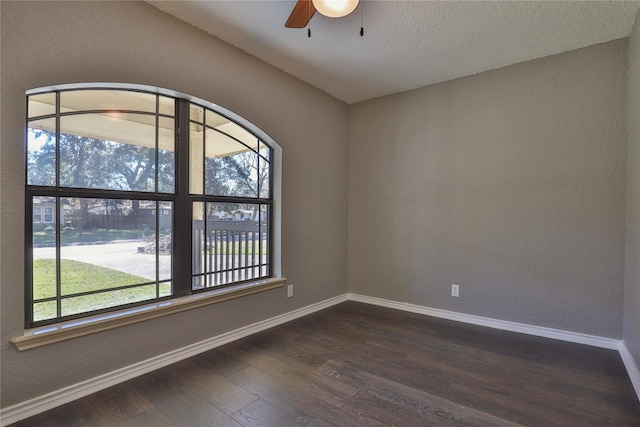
285;0;316;28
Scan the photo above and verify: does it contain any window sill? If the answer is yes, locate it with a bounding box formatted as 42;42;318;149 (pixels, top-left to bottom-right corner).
11;278;286;351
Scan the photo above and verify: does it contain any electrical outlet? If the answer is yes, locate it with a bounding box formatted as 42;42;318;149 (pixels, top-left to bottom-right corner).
287;284;294;298
451;284;459;297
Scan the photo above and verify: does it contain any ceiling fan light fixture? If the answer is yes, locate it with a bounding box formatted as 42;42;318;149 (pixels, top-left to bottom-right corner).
312;0;359;18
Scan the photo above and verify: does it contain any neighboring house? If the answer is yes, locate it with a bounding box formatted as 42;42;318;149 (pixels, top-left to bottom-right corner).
32;198;64;226
58;200;172;230
138;201;172;229
208;209;266;221
209;210;231;220
233;209;254;221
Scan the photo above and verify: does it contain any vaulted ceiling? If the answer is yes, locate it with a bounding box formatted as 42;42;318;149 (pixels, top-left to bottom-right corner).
148;1;640;104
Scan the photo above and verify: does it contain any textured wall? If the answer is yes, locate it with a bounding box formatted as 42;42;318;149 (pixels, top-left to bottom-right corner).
349;40;628;338
0;1;348;407
625;10;640;367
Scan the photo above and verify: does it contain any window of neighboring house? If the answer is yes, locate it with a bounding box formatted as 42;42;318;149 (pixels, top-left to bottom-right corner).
25;84;277;327
33;206;42;223
43;206;54;223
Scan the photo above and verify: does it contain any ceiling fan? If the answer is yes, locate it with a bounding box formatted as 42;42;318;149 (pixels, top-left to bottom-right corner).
285;0;360;28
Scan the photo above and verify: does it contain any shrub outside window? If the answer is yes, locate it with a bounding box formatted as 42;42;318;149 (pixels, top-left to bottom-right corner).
25;84;275;327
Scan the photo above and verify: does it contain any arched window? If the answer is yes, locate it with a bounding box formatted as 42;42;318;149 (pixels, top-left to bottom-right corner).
25;84;280;327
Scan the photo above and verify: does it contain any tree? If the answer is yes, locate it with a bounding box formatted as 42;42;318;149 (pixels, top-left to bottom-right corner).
27;128;176;229
28;126;175;192
27;129;56;186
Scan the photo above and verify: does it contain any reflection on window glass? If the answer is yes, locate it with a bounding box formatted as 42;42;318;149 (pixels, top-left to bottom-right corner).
212;120;259;152
28;92;56;118
59;115;156;191
190;104;204;123
158;96;175;116
60;90;157;114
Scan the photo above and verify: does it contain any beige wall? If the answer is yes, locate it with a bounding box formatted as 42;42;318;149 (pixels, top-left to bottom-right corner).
625;9;640;368
349;40;628;338
0;1;349;407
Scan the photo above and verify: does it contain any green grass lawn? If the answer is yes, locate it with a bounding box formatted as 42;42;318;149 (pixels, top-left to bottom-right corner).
33;259;171;322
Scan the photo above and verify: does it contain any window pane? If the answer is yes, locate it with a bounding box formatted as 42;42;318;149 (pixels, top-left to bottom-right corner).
27;119;56;186
158;117;175;193
190;122;204;194
159;281;172;298
61;284;157;317
192;202;269;290
158;96;175;116
259;141;270;162
60;114;156;191
190;104;204;123
32;196;57;300
59;198;168;297
159;201;173;282
33;301;57;322
259;150;271;199
260;204;270;277
60;112;157;147
28;93;56;118
205;109;226;127
192;201;205;289
208;112;260;152
205;129;260;197
60;90;157;113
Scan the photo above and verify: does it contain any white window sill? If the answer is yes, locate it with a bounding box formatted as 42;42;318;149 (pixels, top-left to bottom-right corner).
11;278;285;351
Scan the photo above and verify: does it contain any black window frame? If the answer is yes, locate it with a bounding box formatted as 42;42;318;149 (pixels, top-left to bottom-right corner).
25;85;275;328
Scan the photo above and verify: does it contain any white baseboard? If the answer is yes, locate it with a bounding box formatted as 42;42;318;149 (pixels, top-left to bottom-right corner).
347;293;621;349
0;294;348;426
619;343;640;401
2;292;639;425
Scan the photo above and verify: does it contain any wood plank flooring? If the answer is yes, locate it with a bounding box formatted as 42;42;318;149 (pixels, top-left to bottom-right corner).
11;301;640;426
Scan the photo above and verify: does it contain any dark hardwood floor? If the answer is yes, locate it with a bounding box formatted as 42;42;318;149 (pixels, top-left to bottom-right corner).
12;301;640;426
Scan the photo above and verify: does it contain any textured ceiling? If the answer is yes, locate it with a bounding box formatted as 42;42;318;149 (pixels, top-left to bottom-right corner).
148;0;640;104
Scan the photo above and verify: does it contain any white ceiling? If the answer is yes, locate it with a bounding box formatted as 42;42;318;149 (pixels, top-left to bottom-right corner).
148;0;640;104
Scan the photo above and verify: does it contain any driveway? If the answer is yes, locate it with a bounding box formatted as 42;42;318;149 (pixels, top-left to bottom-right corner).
33;241;171;281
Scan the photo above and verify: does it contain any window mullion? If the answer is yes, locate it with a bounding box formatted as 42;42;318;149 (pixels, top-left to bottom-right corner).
55;197;62;319
174;98;192;297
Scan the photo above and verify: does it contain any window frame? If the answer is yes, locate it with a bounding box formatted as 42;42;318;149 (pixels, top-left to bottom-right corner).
25;83;281;328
